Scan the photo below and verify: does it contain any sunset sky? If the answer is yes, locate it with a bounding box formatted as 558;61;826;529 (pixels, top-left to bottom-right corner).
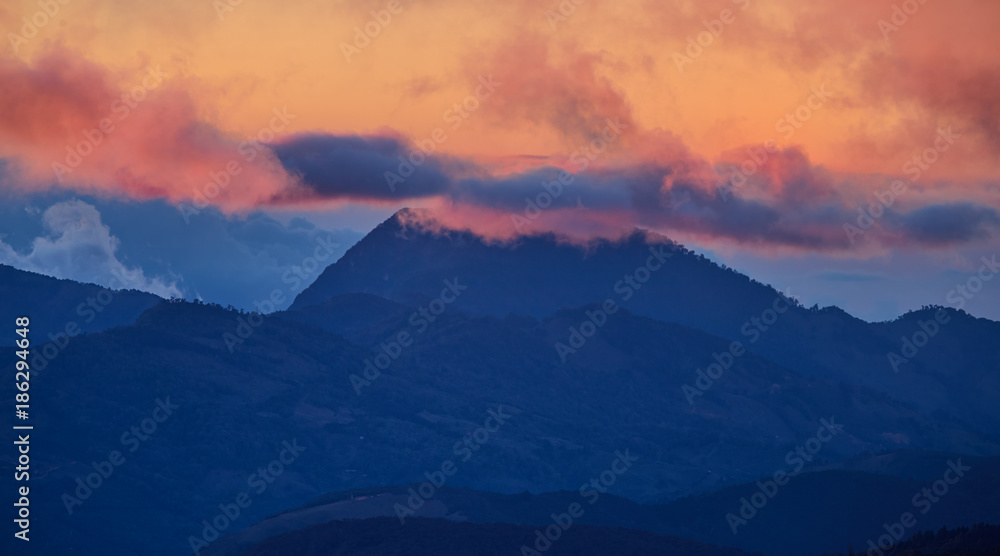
1;0;998;320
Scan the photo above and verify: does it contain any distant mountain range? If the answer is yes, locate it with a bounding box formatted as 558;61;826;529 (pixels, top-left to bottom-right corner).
2;209;998;556
203;451;1000;556
212;516;1000;556
216;516;757;556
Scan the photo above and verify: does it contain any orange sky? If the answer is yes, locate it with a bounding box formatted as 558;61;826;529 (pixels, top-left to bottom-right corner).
1;0;998;252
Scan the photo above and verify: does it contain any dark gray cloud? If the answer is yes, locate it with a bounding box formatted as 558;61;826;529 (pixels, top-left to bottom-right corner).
895;203;1000;244
451;166;638;211
272;134;454;200
267;132;999;251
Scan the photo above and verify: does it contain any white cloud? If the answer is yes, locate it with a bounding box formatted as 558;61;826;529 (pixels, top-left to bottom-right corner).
0;199;182;298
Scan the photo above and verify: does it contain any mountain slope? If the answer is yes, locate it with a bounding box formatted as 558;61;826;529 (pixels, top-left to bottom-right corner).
6;296;999;555
0;263;162;347
227;516;758;556
289;210;1000;433
209;454;1000;556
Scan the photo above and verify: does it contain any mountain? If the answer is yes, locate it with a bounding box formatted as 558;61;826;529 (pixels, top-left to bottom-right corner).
0;263;162;348
290;210;1000;433
207;452;1000;556
221;516;758;556
4;211;999;555
831;523;1000;556
6;295;999;555
284;292;410;341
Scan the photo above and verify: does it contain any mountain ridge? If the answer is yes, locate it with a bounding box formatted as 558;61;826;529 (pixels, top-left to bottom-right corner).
287;210;1000;433
0;262;163;347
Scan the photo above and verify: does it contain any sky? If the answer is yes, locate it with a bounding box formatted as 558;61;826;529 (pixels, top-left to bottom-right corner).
0;0;998;320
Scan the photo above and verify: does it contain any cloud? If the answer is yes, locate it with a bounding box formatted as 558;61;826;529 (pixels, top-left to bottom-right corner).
0;199;182;297
0;196;365;309
894;203;1000;245
451;166;636;211
468;34;637;144
2;36;998;255
269;127;997;251
0;48;298;210
271;133;457;202
655;0;1000;159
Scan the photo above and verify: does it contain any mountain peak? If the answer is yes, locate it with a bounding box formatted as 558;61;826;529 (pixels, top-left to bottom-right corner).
288;210;780;331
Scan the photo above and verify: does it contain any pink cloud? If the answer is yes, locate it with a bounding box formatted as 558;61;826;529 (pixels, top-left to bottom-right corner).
0;49;299;211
